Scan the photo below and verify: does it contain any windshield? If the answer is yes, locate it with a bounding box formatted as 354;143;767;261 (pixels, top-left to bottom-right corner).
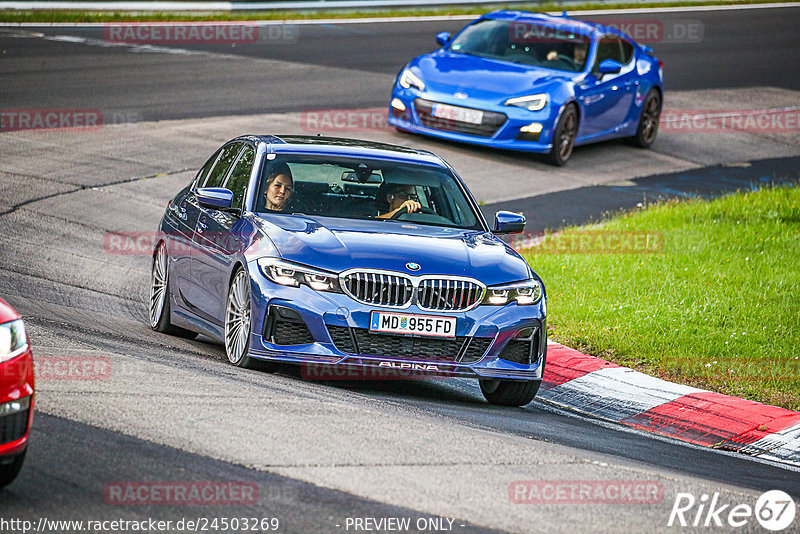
448;19;591;72
255;156;484;230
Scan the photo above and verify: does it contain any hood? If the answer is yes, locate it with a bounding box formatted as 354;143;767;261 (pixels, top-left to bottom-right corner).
411;51;575;101
252;214;531;286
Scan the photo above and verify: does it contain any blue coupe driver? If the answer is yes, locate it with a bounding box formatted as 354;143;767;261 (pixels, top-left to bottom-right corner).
150;136;547;406
388;10;663;165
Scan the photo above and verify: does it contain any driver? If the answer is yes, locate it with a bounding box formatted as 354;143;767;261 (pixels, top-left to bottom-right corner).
263;163;293;211
377;184;421;219
545;41;588;67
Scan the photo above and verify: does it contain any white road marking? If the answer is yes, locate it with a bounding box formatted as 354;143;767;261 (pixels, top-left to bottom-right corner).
541;366;705;420
44;33;205;54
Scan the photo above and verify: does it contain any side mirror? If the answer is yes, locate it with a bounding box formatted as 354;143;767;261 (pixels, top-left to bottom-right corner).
197;187;234;210
494;211;526;234
436;32;451;46
598;59;622;74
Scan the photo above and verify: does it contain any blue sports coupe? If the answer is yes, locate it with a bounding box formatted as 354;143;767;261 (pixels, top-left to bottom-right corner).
388;10;663;165
150;135;547;406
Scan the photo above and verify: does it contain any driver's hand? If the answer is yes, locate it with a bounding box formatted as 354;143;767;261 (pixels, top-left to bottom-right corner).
402;200;421;213
546;50;557;61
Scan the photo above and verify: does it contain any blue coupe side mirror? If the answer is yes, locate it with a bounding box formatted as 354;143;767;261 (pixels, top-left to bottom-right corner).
196;187;234;210
598;59;623;74
494;211;526;234
436;32;451;46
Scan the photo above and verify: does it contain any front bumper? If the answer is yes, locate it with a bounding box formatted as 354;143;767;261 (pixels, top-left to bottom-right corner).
246;263;546;381
388;88;559;154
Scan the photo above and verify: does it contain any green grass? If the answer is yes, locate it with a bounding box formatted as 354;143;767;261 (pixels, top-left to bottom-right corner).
523;185;800;410
0;0;795;23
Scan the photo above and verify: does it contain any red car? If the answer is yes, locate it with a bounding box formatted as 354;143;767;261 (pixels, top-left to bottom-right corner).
0;298;34;488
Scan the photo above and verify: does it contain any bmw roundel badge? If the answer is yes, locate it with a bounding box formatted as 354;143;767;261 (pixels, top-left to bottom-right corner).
406;262;421;271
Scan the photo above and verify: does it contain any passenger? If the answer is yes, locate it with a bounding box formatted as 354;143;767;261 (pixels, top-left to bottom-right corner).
377;183;421;219
264;163;293;211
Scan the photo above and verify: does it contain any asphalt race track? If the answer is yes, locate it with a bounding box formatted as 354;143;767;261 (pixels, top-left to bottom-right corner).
1;5;800;533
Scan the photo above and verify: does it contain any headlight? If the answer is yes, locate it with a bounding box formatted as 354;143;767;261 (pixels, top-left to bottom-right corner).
483;279;542;306
504;93;548;111
0;319;28;364
399;69;426;91
258;258;341;293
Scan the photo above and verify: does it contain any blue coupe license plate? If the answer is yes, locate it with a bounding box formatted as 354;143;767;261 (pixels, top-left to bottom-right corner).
431;103;484;125
370;311;457;338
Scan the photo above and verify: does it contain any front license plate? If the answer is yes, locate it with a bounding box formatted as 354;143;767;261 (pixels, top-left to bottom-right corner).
431;103;484;125
370;311;457;338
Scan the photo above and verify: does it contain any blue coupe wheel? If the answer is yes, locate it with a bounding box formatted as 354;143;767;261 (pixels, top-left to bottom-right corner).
630;90;661;148
546;105;578;166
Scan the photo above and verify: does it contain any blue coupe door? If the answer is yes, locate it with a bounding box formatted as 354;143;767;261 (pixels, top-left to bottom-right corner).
577;35;637;140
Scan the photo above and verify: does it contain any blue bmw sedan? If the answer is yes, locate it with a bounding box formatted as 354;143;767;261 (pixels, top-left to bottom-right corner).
150;135;546;406
388;10;663;165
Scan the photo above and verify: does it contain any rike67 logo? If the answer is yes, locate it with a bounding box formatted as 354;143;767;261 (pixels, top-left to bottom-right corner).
668;490;796;531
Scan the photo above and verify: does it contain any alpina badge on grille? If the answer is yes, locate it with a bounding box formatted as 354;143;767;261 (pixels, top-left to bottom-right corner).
370;311;456;338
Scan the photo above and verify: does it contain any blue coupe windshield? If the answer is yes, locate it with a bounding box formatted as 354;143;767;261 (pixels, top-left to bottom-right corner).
255;156;484;230
448;19;591;72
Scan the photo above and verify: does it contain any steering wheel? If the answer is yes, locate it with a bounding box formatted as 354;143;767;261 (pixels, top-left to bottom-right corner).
390;206;435;220
552;54;577;69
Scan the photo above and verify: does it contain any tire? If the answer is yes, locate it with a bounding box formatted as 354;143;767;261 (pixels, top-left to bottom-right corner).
480;379;540;407
149;242;198;339
546;104;578;166
628;89;661;148
0;450;26;488
224;269;260;369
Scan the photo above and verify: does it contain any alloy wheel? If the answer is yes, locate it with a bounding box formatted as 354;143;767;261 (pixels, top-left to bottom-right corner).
559;111;577;160
641;94;661;144
225;270;252;364
149;243;168;328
